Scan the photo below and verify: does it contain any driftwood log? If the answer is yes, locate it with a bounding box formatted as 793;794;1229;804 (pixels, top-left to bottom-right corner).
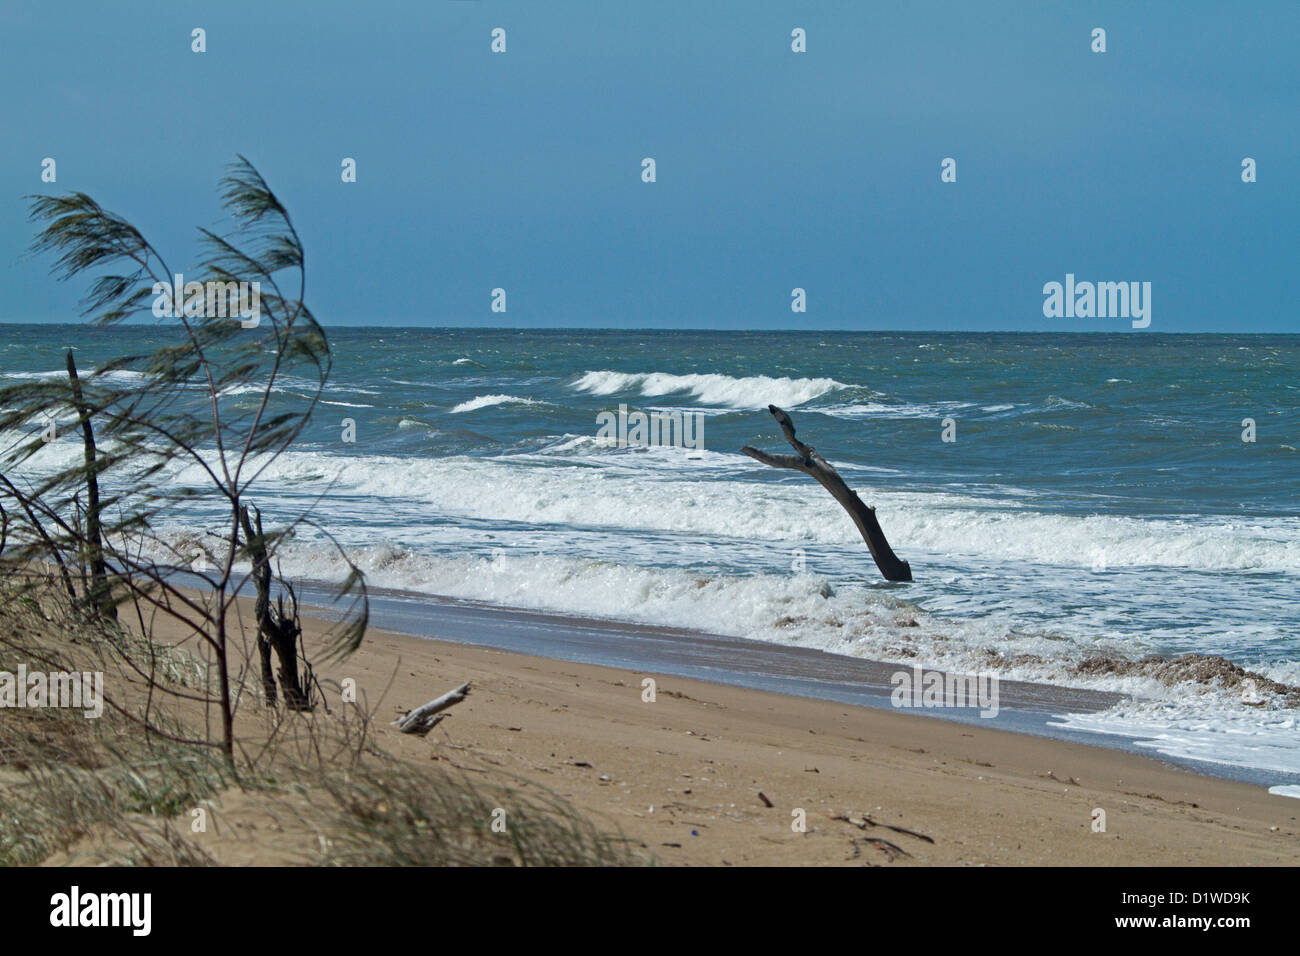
741;405;912;582
393;681;472;736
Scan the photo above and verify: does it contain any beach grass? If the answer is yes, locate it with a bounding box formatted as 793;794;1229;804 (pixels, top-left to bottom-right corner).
0;577;649;867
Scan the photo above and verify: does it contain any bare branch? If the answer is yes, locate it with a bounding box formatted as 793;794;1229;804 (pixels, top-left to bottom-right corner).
744;404;913;583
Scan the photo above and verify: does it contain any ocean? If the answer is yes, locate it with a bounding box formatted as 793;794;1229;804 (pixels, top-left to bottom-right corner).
4;325;1298;780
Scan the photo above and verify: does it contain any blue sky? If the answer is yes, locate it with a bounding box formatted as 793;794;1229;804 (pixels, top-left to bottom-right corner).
1;1;1296;331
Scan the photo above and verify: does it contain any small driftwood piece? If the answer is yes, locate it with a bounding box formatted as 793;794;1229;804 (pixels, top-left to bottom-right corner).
862;837;911;861
832;812;934;844
741;405;912;582
393;682;472;736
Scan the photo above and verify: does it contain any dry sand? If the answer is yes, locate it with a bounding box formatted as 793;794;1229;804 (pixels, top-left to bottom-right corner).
277;614;1300;866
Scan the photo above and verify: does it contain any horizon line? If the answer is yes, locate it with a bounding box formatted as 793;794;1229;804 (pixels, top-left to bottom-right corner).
0;321;1294;336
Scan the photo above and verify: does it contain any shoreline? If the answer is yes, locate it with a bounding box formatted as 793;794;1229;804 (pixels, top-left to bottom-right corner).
294;580;1300;790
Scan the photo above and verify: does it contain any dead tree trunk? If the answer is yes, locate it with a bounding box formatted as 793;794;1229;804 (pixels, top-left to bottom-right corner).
270;584;311;711
66;351;116;619
239;504;278;705
741;404;913;582
239;504;311;710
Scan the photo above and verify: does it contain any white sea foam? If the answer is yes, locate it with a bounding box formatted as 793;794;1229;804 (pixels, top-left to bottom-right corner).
531;434;734;467
1052;703;1300;777
273;453;1300;572
16;436;1300;576
815;401;972;420
218;384;287;397
202;533;1289;684
571;370;848;408
449;394;545;414
3;368;148;385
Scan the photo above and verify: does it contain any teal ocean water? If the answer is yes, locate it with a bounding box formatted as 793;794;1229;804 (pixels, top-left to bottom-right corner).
4;326;1299;778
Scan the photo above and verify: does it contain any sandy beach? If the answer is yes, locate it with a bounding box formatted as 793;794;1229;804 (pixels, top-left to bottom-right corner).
185;603;1294;867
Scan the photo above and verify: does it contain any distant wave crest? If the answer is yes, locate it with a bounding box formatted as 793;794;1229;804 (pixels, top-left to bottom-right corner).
571;370;847;409
450;394;545;414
